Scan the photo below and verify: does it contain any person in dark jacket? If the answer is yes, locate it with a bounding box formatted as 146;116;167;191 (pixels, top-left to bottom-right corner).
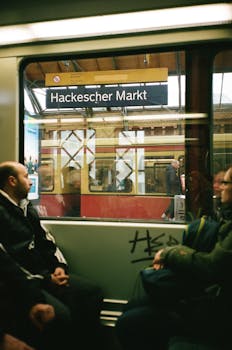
0;161;104;350
116;166;232;350
161;159;182;220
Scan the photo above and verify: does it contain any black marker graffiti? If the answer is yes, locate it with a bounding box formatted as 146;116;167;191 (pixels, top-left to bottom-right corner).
130;229;180;263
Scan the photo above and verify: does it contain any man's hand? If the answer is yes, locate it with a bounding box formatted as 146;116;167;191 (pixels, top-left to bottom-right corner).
29;304;55;331
0;333;35;350
51;267;69;286
153;249;164;270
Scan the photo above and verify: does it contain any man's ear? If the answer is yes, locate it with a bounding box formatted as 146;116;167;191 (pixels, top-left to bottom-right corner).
8;175;17;186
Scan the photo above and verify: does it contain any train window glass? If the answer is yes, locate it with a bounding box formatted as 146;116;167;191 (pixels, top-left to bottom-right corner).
22;51;187;221
213;50;232;194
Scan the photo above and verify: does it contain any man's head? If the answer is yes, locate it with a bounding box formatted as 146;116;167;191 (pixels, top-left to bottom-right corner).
0;161;32;203
213;170;226;198
171;160;179;169
220;166;232;205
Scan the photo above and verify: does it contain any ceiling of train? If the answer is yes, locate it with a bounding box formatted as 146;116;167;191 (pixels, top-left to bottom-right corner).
1;0;227;26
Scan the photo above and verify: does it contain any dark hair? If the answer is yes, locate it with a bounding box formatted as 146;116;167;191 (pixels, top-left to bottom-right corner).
0;162;18;189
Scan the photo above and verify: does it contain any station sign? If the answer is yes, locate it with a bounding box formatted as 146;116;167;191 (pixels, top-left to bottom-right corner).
46;85;168;108
45;68;168;86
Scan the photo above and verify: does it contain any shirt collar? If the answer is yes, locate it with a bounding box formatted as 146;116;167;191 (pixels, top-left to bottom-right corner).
0;189;29;214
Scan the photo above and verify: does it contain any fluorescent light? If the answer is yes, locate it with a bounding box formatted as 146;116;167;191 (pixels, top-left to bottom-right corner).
23;113;207;125
24;119;58;124
124;113;207;121
87;116;123;122
0;3;231;46
60;118;84;123
85;113;207;123
0;27;32;45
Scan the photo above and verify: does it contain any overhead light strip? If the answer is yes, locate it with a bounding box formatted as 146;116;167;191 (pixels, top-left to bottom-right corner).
0;3;231;46
24;113;207;124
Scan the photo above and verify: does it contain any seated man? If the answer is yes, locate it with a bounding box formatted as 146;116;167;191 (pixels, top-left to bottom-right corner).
116;166;232;350
0;161;104;350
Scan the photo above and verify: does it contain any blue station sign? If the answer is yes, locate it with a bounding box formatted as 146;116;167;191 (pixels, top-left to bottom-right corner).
46;85;168;108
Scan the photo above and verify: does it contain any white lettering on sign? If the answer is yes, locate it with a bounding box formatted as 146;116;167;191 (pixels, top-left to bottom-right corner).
50;89;148;104
50;91;113;103
116;89;148;101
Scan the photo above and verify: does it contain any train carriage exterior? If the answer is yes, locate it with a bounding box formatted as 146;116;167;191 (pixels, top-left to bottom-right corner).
0;1;231;346
37;132;232;220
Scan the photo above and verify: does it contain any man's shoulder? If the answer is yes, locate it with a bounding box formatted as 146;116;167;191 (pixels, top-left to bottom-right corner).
0;194;11;211
183;216;219;252
0;192;15;207
0;201;13;223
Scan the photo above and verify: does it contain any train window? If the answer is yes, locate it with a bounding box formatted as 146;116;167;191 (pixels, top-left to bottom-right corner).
22;47;227;222
22;50;187;221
